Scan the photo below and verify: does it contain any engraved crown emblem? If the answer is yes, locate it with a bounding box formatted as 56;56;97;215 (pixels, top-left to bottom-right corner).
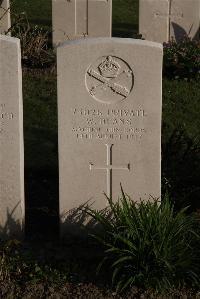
98;56;120;78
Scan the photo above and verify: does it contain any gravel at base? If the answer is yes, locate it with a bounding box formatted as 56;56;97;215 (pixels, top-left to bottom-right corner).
0;282;199;299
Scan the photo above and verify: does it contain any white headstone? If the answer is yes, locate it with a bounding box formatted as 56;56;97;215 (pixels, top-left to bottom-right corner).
139;0;169;44
0;0;11;34
52;0;112;46
57;38;163;236
139;0;200;43
170;0;200;41
0;35;24;238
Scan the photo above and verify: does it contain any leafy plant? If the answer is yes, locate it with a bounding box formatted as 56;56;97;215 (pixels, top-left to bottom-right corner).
86;188;200;292
163;37;200;80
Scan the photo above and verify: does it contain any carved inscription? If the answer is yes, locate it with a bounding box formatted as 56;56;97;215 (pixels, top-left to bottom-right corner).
0;104;14;135
71;108;147;141
154;11;183;19
86;56;134;104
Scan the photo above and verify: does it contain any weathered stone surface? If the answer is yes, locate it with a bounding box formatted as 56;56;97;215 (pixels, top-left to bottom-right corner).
57;38;163;236
0;35;24;238
139;0;169;43
139;0;200;43
0;0;11;34
52;0;112;46
170;0;200;41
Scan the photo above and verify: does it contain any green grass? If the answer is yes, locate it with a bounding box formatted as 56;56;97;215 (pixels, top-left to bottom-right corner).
11;0;52;28
9;0;200;229
1;0;200;295
23;73;57;171
11;0;139;36
23;73;200;171
22;70;200;230
112;0;139;37
162;79;200;210
163;79;200;140
12;0;199;168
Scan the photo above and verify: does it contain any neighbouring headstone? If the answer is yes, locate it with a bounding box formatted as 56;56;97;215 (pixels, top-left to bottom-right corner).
170;0;200;41
139;0;200;43
52;0;112;46
139;0;169;44
0;0;11;34
57;38;163;236
0;35;24;238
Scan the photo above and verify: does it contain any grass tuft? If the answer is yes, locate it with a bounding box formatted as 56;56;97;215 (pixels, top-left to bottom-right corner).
87;190;200;293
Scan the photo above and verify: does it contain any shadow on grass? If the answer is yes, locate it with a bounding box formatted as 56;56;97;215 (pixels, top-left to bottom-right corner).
0;204;23;240
112;23;138;38
162;128;200;211
25;168;59;240
61;201;107;243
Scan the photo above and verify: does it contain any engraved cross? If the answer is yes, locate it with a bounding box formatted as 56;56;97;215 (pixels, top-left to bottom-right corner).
89;144;130;199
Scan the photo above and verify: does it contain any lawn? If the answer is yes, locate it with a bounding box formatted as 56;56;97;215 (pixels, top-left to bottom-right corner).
11;0;52;28
10;0;200;234
12;0;139;35
1;0;200;297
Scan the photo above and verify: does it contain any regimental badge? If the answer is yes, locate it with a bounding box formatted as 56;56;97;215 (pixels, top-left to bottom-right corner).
98;56;120;78
85;56;134;104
